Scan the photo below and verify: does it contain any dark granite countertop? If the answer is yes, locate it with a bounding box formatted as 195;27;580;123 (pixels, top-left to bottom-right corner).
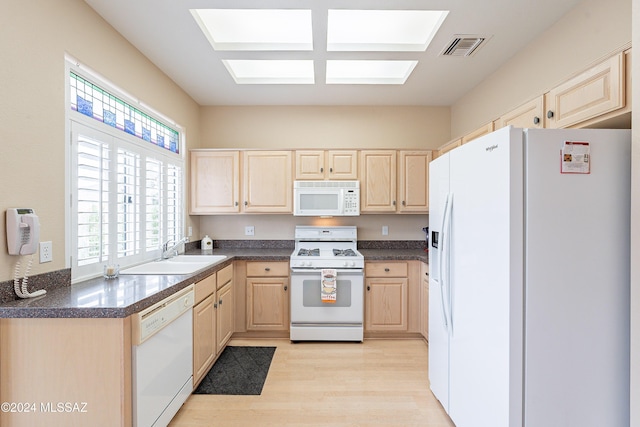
0;246;425;319
360;248;428;263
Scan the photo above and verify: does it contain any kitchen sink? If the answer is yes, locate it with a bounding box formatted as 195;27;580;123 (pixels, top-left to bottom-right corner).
166;255;227;264
120;255;227;275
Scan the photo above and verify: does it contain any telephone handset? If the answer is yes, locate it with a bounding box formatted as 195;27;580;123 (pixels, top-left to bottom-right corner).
6;208;46;298
7;208;40;255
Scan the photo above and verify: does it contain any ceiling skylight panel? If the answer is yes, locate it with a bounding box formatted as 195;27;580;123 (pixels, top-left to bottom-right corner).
223;60;315;84
327;10;449;51
326;60;418;84
191;9;313;51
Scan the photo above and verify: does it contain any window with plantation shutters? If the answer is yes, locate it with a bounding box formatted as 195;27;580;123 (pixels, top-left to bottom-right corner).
70;121;184;282
117;148;141;259
145;157;162;253
165;163;183;250
75;133;110;268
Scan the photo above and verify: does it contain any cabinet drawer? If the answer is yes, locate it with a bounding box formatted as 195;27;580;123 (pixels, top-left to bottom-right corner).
365;262;408;277
246;261;289;277
194;273;216;305
216;263;233;289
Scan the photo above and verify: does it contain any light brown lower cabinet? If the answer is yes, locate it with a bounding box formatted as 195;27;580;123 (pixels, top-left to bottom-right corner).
421;262;429;340
193;293;216;386
364;261;409;332
216;280;234;349
193;263;234;388
246;261;290;331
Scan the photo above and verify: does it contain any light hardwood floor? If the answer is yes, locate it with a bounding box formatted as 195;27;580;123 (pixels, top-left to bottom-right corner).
169;338;454;427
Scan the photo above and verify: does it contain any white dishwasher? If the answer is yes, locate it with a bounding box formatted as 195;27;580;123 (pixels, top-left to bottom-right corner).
132;285;194;427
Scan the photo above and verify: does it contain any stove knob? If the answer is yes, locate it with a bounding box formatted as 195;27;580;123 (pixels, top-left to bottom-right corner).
343;261;348;267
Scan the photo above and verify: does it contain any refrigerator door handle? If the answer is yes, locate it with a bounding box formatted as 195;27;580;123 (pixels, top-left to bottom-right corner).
443;193;453;336
440;193;453;331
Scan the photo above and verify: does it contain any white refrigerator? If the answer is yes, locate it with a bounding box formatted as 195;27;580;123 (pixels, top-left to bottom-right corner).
428;126;630;427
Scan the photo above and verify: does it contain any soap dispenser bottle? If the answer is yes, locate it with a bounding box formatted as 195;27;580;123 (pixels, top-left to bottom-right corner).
201;235;213;253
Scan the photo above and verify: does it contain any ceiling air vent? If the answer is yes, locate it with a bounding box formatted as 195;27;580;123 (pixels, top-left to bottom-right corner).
440;35;489;57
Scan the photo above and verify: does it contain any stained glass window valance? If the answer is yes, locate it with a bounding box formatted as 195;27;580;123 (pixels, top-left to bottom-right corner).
70;72;180;154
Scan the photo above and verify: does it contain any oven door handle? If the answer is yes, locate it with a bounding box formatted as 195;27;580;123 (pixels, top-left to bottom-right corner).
290;268;363;274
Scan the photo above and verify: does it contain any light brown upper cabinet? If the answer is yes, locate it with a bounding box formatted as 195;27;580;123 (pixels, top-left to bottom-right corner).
545;52;625;129
436;138;462;158
295;150;358;180
398;150;432;213
190;150;240;214
359;150;397;213
495;96;545;130
242;151;293;213
462;122;494;144
191;150;293;214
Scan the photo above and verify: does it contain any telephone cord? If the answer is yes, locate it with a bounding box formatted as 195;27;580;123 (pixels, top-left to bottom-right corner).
13;255;46;299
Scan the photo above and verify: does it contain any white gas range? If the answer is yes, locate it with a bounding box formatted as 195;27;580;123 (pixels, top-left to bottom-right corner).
289;226;364;342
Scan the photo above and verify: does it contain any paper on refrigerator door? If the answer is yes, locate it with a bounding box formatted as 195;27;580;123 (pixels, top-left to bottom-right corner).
561;141;590;174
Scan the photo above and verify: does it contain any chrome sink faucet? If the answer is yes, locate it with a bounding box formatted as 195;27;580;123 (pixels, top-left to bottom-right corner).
162;237;190;259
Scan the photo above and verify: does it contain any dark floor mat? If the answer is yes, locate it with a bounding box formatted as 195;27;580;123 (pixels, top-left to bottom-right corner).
193;346;276;395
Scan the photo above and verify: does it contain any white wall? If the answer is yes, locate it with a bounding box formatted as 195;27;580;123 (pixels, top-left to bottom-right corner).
0;0;201;282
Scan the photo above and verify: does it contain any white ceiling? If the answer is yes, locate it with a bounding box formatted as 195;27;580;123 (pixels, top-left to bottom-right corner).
84;0;584;106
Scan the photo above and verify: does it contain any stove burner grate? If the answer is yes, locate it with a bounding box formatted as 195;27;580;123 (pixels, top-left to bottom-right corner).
297;248;320;256
333;249;357;257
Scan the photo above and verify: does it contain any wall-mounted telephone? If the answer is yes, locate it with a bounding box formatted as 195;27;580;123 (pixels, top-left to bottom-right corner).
7;208;40;255
6;208;46;298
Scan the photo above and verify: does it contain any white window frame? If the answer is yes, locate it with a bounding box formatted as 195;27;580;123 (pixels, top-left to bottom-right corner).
65;59;186;283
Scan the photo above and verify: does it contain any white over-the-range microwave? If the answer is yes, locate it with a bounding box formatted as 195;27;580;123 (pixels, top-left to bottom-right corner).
293;180;360;216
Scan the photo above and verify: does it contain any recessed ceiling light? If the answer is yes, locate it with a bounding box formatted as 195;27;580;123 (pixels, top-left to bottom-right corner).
327;10;449;52
191;9;313;51
326;60;418;84
223;60;315;84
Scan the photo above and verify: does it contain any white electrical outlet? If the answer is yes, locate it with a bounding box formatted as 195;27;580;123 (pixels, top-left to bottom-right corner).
245;226;255;236
39;241;53;263
188;226;193;237
382;226;389;236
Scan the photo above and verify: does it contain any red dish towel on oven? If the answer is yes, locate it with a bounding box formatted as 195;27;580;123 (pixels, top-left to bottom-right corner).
321;269;337;304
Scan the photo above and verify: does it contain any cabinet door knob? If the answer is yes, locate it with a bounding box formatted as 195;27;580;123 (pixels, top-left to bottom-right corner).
320;167;324;173
367;285;370;291
235;201;239;206
402;201;406;206
214;302;218;308
284;285;288;291
265;267;271;271
547;110;554;119
393;201;396;206
533;116;540;125
385;268;390;272
244;201;248;206
330;168;333;173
